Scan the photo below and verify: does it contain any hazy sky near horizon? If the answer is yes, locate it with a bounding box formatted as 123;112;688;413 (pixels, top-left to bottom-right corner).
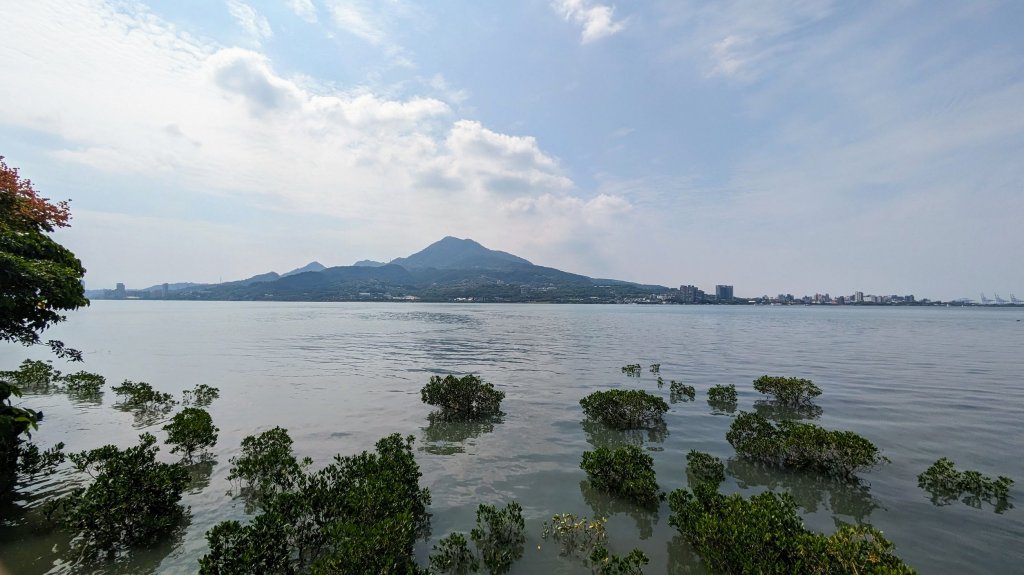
2;1;1022;299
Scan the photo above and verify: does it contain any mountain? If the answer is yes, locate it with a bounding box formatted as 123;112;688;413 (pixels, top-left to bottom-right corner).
389;236;532;270
283;261;326;277
165;237;671;303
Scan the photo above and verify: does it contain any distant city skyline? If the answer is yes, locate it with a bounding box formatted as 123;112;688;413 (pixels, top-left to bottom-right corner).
3;2;1023;300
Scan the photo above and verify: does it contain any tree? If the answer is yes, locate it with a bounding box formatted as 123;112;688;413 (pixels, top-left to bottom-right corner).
1;156;88;494
0;155;88;360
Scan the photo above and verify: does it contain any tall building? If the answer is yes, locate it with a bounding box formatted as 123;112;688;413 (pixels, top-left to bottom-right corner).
114;282;126;299
715;285;734;301
679;285;704;304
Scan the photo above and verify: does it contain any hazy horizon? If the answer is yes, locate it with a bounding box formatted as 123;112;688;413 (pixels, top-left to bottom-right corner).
3;1;1023;300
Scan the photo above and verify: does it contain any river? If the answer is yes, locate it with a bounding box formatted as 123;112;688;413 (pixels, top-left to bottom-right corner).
1;302;1022;573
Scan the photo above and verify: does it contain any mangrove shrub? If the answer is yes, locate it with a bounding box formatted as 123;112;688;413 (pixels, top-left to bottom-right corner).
581;444;662;508
707;384;737;404
47;433;189;555
580;389;668;430
163;408;218;460
421;374;504;420
686;450;725;487
183;383;220;407
917;457;1014;512
227;426;310;501
202;433;430;574
752;375;821;407
669;381;695;403
726;412;886;479
668;483;915;574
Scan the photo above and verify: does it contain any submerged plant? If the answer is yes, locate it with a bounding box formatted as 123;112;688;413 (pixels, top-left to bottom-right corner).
0;359;62;394
580;389;668;430
917;457;1014;512
686;450;725;487
581;444;662;508
542;513;608;563
471;501;526;574
163;408;218;461
668;483;915;574
752;375;821;407
47;433;190;556
202;433;431;574
669;381;695;403
227;426;310;501
431;532;479;574
649;364;660;374
421;374;505;420
590;547;649;575
182;384;220;407
707;384;737;404
726;411;887;479
61;370;105;399
621;364;642;377
112;380;176;409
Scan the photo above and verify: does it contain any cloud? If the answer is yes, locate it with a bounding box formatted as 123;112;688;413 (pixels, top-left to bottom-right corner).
662;0;834;80
287;0;317;23
0;1;629;286
225;0;273;45
553;0;626;44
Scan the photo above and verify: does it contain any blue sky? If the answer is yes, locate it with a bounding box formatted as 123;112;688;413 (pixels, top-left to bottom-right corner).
1;0;1022;300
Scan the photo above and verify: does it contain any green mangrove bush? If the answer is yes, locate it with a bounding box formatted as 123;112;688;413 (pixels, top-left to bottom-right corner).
112;380;176;409
183;384;220;407
470;501;526;574
686;450;725;487
421;374;504;420
649;363;660;374
227;426;310;501
201;433;431;574
726;412;887;479
0;359;62;394
61;370;105;397
46;433;190;556
668;483;915;574
752;375;821;407
163;408;218;461
917;457;1014;512
669;381;695;403
580;389;668;430
542;513;608;562
431;532;479;574
581;444;662;508
590;547;649;575
707;384;737;404
621;364;642;377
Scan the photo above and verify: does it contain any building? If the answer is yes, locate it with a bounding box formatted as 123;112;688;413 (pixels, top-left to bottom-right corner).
114;282;126;299
715;285;734;301
679;285;704;304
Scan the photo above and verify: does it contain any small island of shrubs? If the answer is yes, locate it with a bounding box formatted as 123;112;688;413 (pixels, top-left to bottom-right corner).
421;374;505;420
580;389;668;430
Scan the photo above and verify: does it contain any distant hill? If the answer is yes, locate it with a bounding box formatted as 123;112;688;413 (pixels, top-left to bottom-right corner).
157;237;672;303
283;261;326;276
389;236;532;270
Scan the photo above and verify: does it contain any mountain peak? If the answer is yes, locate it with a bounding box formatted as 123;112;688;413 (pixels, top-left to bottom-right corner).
390;237;532;270
282;261;326;277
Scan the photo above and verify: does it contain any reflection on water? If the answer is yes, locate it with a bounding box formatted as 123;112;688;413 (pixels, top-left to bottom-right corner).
726;459;880;525
184;459;215;495
420;413;503;455
579;481;658;540
666;535;706;575
580;420;668;450
112;402;175;429
705;399;737;416
751;400;822;421
918;483;1013;514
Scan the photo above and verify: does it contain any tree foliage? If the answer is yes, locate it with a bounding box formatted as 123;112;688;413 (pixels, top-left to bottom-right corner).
183;383;220;407
202;433;431;574
163;407;219;460
752;375;822;407
917;457;1014;513
46;433;190;556
726;412;887;479
227;426;310;502
707;384;737;404
0;156;88;360
581;444;662;508
580;389;668;430
686;450;725;487
668;483;915;574
421;374;504;420
669;381;695;403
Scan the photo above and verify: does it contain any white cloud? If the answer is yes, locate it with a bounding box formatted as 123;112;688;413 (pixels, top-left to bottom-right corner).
553;0;626;44
225;0;273;45
287;0;317;23
0;0;630;286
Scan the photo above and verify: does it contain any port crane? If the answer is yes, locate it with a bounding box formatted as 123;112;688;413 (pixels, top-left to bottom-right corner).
1012;293;1021;304
980;293;992;304
994;293;1007;304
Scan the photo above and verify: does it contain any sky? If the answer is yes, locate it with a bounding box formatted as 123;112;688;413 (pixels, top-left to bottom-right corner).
1;0;1022;300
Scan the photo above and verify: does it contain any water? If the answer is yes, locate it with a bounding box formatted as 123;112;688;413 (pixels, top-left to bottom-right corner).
1;302;1022;574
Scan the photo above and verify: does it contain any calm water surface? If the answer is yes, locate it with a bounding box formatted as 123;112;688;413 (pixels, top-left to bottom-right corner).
1;302;1022;574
